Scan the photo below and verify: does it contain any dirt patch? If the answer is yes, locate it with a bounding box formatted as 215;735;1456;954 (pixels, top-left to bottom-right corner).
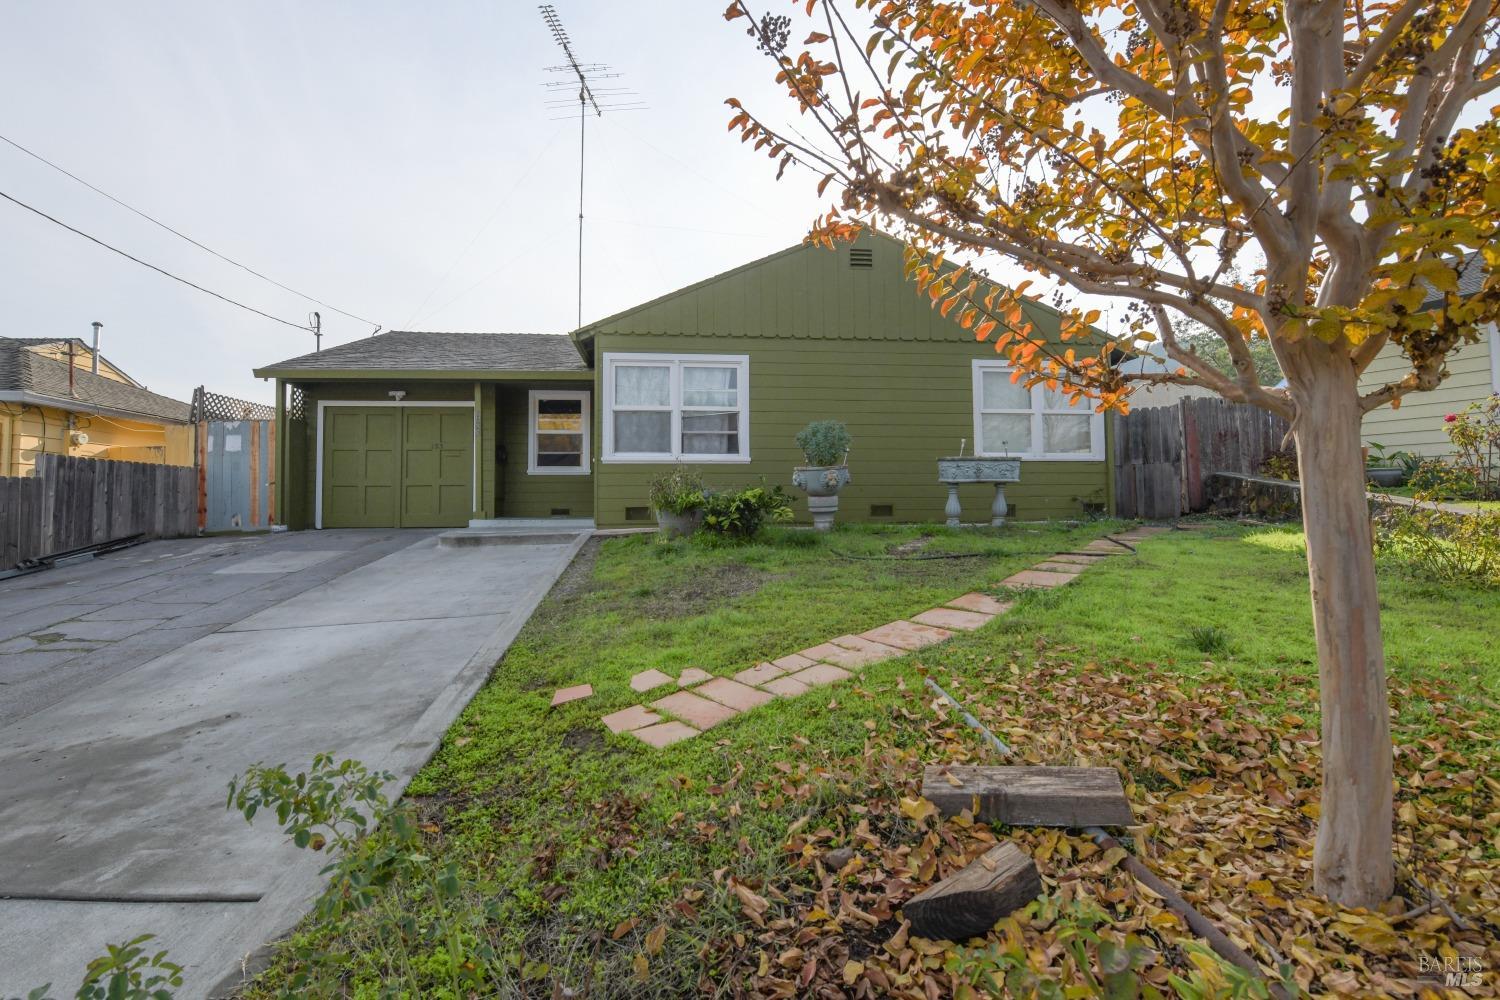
627;561;779;620
547;536;606;601
561;725;606;753
888;534;934;557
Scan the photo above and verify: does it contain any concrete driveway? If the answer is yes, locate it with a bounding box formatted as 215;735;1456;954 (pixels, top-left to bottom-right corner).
0;528;585;997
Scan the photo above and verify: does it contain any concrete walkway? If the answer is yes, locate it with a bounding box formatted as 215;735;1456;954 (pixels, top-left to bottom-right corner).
0;529;585;998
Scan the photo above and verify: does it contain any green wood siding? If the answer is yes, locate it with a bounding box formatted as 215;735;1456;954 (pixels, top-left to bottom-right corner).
497;381;595;519
589;333;1108;528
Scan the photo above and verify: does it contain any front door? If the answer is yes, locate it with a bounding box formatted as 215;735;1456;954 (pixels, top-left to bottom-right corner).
321;405;471;528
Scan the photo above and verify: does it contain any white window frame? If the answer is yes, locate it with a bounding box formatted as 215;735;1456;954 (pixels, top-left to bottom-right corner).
527;389;591;476
601;352;751;463
971;360;1105;461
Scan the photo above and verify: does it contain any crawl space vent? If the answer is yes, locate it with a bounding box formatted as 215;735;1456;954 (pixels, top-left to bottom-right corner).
550;508;571;517
625;506;651;522
849;247;874;268
870;503;894;517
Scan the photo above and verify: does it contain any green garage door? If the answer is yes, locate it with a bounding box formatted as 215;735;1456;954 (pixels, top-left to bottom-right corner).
322;406;472;528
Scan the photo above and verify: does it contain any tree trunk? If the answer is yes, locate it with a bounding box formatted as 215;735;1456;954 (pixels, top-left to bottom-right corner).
1289;346;1394;908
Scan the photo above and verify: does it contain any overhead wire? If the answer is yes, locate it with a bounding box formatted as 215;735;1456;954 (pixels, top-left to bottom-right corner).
0;188;312;333
0;132;380;331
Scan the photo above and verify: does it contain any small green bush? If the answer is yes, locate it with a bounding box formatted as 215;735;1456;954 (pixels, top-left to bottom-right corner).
700;484;793;540
795;420;851;467
647;466;708;514
1374;500;1500;588
1407;459;1479;499
1187;624;1231;657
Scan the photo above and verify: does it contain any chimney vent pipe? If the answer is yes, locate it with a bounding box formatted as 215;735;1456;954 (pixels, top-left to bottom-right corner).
90;321;102;376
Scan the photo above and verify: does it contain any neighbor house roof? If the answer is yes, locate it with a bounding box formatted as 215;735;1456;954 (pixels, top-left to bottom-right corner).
1420;252;1487;311
0;337;191;424
5;337;145;387
253;330;588;380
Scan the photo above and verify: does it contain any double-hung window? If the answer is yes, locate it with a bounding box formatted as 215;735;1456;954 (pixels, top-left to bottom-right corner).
971;360;1104;460
602;353;750;462
527;390;590;475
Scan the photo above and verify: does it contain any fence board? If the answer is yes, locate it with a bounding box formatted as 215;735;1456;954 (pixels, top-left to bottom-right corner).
1113;398;1290;519
0;456;196;570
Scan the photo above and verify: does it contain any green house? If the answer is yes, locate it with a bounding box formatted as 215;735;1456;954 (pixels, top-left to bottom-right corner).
254;232;1113;530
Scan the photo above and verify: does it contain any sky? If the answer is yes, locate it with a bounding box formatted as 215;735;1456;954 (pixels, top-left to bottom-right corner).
0;1;833;403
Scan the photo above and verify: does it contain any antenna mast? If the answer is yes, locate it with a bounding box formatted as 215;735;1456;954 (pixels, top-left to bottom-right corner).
538;4;644;329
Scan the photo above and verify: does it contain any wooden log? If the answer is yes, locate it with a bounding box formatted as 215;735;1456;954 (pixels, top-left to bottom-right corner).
922;765;1135;827
903;842;1042;941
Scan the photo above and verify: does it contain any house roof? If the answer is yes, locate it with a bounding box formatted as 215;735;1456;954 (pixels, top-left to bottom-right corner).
5;337;145;387
1421;252;1487;311
0;337;191;424
253;330;588;380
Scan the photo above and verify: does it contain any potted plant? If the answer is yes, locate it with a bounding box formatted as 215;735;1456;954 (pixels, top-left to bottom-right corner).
791;420;852;531
1365;442;1412;489
648;466;707;538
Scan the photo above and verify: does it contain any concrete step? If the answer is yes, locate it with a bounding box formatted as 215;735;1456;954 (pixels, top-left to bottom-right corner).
439;529;586;548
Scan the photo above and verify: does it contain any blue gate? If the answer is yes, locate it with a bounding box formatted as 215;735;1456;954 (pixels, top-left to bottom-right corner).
201;420;274;531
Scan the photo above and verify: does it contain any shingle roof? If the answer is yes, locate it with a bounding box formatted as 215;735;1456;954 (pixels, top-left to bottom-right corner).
0;338;191;424
256;331;588;374
1421;252;1486;311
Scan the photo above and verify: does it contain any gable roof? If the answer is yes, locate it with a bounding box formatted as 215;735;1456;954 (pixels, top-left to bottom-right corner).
8;337;145;387
253;330;588;379
569;229;1083;359
0;338;191;424
1421;252;1487;311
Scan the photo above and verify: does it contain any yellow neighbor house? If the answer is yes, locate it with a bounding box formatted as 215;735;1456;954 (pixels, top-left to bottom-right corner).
0;337;193;476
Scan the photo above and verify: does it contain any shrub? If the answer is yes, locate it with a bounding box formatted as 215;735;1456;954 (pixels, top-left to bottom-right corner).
1407;459;1480;499
647;466;708;514
1443;395;1500;498
1374;500;1500;588
1187;624;1231;657
795;420;852;467
700;484;793;539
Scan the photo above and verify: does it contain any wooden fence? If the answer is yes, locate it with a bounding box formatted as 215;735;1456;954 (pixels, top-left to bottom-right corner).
0;454;196;570
1113;397;1292;519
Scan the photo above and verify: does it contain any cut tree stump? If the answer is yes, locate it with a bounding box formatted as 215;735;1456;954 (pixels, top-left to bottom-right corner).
903;841;1042;941
922;765;1134;827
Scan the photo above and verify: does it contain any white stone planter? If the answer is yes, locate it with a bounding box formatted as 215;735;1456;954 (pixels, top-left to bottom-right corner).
655;508;702;539
792;465;850;531
937;457;1021;527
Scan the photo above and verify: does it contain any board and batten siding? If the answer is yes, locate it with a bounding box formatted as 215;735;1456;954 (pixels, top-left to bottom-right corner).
588;333;1109;528
496;381;594;519
1358;324;1498;457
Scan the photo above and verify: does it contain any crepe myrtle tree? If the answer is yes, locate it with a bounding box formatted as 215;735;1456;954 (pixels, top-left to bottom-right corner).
723;0;1499;906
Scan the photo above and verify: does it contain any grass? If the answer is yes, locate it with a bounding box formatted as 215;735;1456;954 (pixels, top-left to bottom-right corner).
246;519;1499;996
1369;484;1500;510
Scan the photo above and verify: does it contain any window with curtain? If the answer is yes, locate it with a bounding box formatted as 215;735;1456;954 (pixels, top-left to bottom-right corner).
602;354;750;461
528;390;590;475
971;361;1103;460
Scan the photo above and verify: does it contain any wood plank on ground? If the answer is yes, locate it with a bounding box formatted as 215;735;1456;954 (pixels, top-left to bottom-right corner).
903;841;1042;941
922;765;1134;827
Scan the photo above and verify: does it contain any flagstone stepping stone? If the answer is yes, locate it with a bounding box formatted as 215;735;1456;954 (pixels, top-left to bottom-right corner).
786;662;852;688
735;662;787;686
829;634;904;660
1046;553;1108;565
762;673;812;697
946;592;1013;615
551;684;593;706
695;677;775;712
860;620;952;651
912;607;993;631
771;652;818;672
630;668;674;692
1000;569;1077;588
800;636;900;669
903;841;1042;942
921;765;1134;827
601;705;662;734
1080;539;1130;553
1032;561;1087;575
651;690;739;729
630;720;700;748
677;667;712;687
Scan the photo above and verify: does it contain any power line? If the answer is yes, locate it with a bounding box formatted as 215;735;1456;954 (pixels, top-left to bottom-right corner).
0;188;313;333
0;132;381;332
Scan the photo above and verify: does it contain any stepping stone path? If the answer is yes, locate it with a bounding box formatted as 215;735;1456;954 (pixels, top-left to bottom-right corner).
554;526;1174;747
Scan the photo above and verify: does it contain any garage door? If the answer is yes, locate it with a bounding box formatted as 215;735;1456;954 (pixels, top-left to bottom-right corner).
322;406;472;528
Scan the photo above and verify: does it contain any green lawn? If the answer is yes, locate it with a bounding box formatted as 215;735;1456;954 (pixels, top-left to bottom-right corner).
245;520;1499;997
1369;485;1500;510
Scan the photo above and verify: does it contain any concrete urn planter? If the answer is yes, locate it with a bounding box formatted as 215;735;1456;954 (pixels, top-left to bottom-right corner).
655;508;703;539
792;466;850;531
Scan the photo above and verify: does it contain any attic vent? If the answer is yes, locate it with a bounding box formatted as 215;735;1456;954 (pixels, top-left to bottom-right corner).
849;248;874;269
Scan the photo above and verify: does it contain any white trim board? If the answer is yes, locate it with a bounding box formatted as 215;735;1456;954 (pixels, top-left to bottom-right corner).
526;389;592;476
600;352;751;463
314;400;477;530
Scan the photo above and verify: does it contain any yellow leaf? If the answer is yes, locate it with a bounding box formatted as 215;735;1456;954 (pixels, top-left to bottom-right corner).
632;953;650;982
899;796;937;823
843;960;865;985
644;924;666;955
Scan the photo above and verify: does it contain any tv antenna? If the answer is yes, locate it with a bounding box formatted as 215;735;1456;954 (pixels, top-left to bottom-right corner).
539;4;646;329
